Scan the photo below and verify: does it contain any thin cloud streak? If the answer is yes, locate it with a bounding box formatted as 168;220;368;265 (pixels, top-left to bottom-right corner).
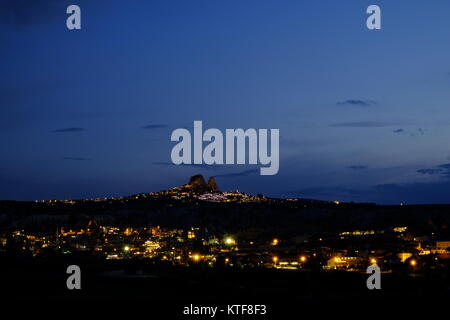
51;127;85;133
336;99;377;107
330;121;395;128
63;157;91;161
143;124;168;130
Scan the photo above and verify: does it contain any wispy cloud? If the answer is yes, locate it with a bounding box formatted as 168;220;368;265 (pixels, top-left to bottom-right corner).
337;99;377;107
330;121;393;128
215;169;259;178
393;129;404;134
143;124;168;130
417;168;441;175
63;157;91;161
348;165;368;170
417;163;450;178
152;162;215;169
409;128;427;137
152;162;260;177
51;127;85;133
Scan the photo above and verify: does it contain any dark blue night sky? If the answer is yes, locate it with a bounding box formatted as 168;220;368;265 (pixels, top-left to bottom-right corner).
1;0;450;204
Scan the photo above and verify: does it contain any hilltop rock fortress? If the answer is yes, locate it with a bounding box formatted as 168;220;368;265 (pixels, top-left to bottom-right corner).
185;174;219;192
207;176;218;192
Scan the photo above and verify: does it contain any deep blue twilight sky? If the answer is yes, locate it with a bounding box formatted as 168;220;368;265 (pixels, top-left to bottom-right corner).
1;0;450;204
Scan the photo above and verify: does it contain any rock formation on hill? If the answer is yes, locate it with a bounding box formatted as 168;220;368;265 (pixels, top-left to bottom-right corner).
207;176;218;192
188;175;207;187
186;174;219;192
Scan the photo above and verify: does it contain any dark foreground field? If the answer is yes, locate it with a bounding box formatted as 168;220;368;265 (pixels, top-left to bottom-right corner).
1;256;449;319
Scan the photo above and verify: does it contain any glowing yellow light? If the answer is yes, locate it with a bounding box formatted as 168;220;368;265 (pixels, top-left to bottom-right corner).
225;258;230;263
192;254;200;261
187;231;195;239
334;257;341;263
370;258;377;264
398;252;412;262
410;259;417;267
271;238;279;246
124;246;130;252
300;256;307;263
225;237;235;245
272;256;278;263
